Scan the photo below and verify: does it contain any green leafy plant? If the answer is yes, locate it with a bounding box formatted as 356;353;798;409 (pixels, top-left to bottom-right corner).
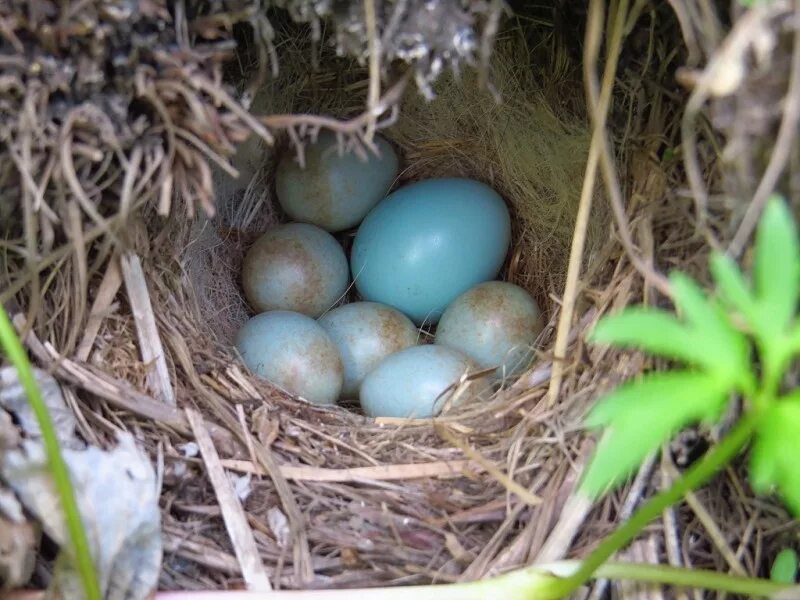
582;196;800;512
0;305;101;600
525;195;800;597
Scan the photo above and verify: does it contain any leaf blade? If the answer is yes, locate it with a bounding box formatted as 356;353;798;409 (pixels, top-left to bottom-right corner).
750;395;800;518
669;272;752;387
754;196;800;334
590;309;707;367
771;549;798;585
710;253;758;326
581;372;729;498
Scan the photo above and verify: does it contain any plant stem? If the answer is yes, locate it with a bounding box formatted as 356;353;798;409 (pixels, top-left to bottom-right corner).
0;305;101;600
540;560;795;597
597;561;792;596
561;415;759;594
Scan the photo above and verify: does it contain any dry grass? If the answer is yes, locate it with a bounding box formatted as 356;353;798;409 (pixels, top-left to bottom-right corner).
2;0;800;595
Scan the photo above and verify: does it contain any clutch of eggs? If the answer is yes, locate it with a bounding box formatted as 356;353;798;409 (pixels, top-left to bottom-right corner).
235;150;542;416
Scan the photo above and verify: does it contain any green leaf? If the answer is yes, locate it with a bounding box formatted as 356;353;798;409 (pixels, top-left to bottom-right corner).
754;197;799;334
581;371;730;498
590;306;751;385
771;548;799;584
590;308;703;363
710;253;758;325
669;272;752;386
750;395;800;517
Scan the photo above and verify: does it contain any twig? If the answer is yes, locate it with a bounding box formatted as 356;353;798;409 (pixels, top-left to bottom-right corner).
662;455;747;576
681;3;787;243
535;440;595;563
660;448;690;600
186;409;272;592
436;424;542;507
260;75;408;138
584;44;672;296
728;0;800;256
14;313;189;431
121;252;176;406
363;0;380;142
588;452;659;599
75;254;122;362
666;0;702;66
220;458;482;482
546;0;628;407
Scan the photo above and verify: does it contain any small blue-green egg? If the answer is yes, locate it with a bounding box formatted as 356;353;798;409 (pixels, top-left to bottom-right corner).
359;345;477;418
318;302;419;399
435;281;543;379
242;223;348;317
276;131;399;232
235;311;343;405
351;178;511;325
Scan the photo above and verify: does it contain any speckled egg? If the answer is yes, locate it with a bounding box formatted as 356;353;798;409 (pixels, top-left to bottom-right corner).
276;131;399;232
318;302;419;399
351;178;511;325
435;281;543;379
242;223;349;317
235;311;343;405
359;345;480;418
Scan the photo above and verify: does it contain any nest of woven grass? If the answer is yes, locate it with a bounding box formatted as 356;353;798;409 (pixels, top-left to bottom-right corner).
2;0;800;595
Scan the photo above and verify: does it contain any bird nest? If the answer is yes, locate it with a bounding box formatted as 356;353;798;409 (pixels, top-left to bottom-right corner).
1;0;799;595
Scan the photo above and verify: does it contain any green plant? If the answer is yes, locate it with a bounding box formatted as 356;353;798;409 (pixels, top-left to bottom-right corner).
583;195;800;510
0;305;101;600
550;195;800;596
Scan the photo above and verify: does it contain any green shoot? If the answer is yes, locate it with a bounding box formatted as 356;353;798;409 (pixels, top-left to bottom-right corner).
581;196;800;516
0;305;101;599
770;548;799;584
535;196;800;597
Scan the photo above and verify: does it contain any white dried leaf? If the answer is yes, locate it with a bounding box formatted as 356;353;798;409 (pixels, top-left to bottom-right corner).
0;367;79;448
229;473;252;502
1;433;161;600
267;507;290;548
0;488;25;523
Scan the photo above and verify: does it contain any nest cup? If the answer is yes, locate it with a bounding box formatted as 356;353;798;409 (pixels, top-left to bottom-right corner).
189;35;607;354
2;0;797;592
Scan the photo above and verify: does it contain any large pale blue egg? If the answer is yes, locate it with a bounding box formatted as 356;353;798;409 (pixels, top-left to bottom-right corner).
351;178;511;325
435;281;543;379
318;302;419;399
359;345;478;418
242;223;348;317
235;311;343;405
276;131;399;232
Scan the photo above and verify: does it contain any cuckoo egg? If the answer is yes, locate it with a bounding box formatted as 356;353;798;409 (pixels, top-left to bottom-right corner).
242;223;348;317
350;178;511;325
318;302;419;399
435;281;543;379
276;131;399;232
359;345;479;419
235;311;343;406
